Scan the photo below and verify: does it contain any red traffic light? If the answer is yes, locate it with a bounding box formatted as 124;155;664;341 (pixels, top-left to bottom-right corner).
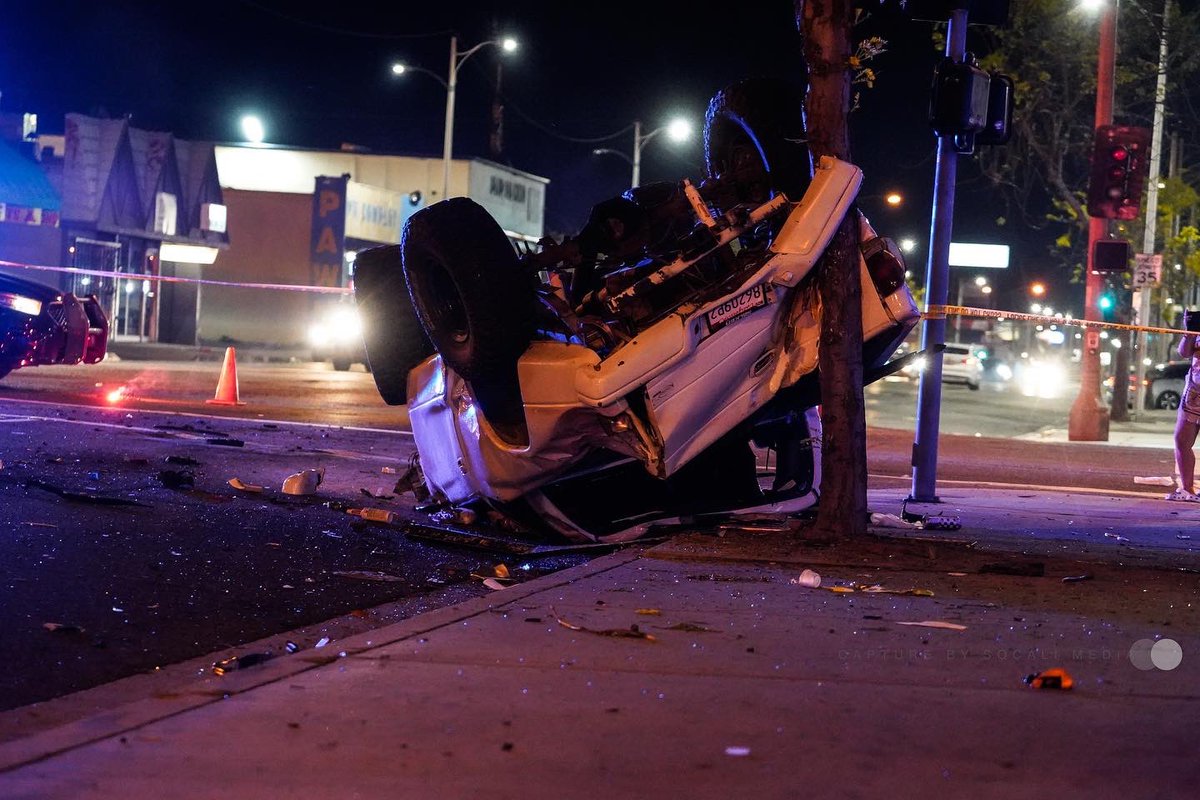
1087;125;1151;220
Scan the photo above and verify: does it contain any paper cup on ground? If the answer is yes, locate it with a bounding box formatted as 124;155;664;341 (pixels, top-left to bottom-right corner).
797;569;821;588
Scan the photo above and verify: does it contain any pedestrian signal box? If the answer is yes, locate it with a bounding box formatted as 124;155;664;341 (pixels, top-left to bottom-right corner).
1093;238;1131;273
1087;125;1151;220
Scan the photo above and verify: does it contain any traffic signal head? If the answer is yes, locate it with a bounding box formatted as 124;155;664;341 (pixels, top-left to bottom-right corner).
1087;125;1151;220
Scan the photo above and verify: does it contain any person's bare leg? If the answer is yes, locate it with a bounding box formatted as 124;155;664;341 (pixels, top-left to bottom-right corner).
1174;416;1199;493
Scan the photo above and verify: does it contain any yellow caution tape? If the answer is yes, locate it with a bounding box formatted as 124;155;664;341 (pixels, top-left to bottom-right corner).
924;305;1191;338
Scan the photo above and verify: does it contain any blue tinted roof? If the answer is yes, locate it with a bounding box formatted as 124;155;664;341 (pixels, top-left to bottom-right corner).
0;140;59;209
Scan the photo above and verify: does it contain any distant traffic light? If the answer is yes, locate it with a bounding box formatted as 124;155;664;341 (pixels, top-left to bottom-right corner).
1098;292;1116;319
1087;125;1151;220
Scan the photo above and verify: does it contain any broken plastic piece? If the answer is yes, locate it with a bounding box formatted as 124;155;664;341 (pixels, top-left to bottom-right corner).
1024;668;1073;690
1061;573;1093;583
228;477;265;493
282;467;324;496
43;622;85;634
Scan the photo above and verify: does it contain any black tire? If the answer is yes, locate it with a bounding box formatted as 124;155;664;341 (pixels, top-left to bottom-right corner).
704;77;812;204
1157;390;1181;410
353;244;434;405
401;198;534;431
968;380;981;391
331;358;353;372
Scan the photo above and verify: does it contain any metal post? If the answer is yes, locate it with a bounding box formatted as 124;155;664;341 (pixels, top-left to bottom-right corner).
441;35;458;202
631;120;643;188
1068;0;1117;441
910;7;967;502
1133;0;1170;416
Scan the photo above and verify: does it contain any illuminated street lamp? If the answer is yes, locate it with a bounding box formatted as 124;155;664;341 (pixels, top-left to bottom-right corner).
885;191;903;206
393;35;518;202
240;115;265;144
594;118;691;189
900;237;917;254
1030;281;1046;297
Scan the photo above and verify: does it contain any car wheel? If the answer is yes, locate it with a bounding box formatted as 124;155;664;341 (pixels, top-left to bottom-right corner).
331;358;353;372
968;380;981;391
1156;390;1181;410
401;198;534;431
353;244;435;405
704;77;812;204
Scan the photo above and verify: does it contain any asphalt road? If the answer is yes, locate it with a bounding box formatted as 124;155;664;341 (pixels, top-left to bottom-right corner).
0;359;1180;713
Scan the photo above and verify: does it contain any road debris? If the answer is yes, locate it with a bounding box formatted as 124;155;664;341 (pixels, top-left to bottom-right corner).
1133;476;1174;486
228;477;265;493
635;608;662;616
166;455;201;466
553;609;658;642
896;620;966;631
403;521;622;557
1024;668;1073;690
1104;532;1130;543
332;570;405;583
157;469;195;490
791;569;822;588
870;512;920;529
43;622;85;634
282;467;324;496
1061;573;1094;583
25;479;149;507
482;578;509;591
213;651;274;675
979;561;1045;577
205;437;245;447
724;746;752;757
661;622;716;633
348;507;396;524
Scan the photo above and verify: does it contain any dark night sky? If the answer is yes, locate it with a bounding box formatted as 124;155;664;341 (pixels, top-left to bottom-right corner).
0;0;1046;309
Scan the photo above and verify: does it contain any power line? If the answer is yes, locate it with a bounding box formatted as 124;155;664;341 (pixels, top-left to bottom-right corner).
233;0;453;40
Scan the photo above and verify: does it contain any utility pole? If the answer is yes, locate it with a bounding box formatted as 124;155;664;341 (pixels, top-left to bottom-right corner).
1132;0;1170;416
1068;0;1116;442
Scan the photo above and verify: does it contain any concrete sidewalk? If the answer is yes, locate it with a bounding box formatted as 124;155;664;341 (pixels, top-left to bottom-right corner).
0;485;1196;798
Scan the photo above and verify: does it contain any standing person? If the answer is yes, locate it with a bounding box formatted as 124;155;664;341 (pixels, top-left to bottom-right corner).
1169;311;1200;501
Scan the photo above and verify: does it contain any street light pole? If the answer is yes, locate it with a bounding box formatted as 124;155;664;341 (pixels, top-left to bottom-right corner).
441;35;459;203
1068;0;1117;441
632;120;644;188
596;119;690;189
427;35;517;202
1133;0;1171;416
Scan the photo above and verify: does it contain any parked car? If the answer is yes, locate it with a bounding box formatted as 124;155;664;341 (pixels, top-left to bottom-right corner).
355;79;923;541
0;271;108;380
899;341;983;390
1146;361;1189;410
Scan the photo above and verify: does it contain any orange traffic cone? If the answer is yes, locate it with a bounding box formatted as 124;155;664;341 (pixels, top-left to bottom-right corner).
206;346;246;406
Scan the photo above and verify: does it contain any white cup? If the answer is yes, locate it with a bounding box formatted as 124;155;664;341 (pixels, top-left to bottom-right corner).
797;569;821;588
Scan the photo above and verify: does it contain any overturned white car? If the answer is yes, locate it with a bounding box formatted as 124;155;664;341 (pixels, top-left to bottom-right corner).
355;80;921;541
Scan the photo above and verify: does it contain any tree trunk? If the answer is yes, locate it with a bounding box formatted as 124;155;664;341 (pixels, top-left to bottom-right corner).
796;0;867;538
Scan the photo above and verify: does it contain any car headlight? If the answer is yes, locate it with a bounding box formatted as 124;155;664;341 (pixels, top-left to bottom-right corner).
329;309;362;342
0;292;42;317
308;323;330;347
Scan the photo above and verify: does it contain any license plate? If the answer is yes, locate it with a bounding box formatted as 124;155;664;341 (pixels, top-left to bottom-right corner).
706;284;769;332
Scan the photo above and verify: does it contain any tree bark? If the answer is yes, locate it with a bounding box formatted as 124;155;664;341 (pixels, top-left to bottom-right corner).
796;0;867;538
